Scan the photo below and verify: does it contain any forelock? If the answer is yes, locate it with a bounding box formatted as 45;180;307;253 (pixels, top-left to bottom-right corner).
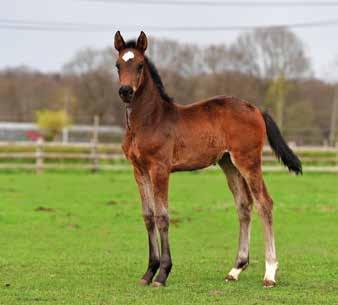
124;40;137;49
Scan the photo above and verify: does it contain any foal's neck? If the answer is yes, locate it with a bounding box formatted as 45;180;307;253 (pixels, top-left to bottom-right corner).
127;65;165;130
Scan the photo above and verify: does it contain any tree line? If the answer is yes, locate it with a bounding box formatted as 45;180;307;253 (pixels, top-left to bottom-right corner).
0;27;336;145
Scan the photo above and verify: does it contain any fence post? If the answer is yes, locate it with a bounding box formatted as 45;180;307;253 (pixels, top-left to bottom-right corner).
91;115;99;172
62;127;69;143
36;137;44;174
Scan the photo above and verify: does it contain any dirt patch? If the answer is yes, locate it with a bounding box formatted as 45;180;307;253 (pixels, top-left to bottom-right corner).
170;216;192;227
0;187;18;193
103;199;136;206
170;217;182;226
105;200;119;206
318;204;338;213
169;208;179;215
35;206;55;212
67;223;80;229
192;206;204;212
209;289;224;297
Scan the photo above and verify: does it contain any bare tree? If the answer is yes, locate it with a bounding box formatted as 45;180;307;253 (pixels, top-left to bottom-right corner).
147;38;204;76
63;47;115;75
63;47;124;125
229;27;311;131
230;27;311;80
203;44;230;74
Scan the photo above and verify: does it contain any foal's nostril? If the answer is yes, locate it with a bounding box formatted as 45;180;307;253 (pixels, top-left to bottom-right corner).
119;86;133;98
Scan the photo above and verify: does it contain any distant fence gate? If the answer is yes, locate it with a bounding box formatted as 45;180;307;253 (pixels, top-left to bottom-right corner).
0;121;123;143
0;141;336;173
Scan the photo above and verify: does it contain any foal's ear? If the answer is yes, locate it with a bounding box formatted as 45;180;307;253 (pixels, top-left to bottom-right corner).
114;31;126;52
136;31;148;53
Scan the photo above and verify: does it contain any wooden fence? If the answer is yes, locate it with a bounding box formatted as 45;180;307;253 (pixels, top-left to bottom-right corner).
0;140;336;173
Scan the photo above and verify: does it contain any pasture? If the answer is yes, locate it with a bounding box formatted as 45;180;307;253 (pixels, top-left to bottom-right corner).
0;171;337;305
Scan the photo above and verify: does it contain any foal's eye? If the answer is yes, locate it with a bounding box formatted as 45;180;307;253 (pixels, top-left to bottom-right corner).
115;63;120;71
137;63;144;72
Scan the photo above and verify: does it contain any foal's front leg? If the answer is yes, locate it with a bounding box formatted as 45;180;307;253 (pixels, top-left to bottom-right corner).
134;169;160;285
148;165;172;287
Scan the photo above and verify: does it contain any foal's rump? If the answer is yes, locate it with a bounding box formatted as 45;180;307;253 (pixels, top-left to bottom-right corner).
178;95;266;148
173;95;301;174
172;96;266;171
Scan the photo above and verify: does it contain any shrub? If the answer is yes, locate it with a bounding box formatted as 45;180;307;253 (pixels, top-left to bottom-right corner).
36;110;72;141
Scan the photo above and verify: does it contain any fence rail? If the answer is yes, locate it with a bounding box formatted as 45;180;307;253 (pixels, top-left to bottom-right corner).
0;140;336;173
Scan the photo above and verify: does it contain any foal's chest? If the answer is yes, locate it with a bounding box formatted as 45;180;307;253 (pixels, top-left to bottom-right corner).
122;134;144;164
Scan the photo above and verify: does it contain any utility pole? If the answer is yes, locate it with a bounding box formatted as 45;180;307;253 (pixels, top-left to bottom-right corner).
329;85;338;147
62;89;70;143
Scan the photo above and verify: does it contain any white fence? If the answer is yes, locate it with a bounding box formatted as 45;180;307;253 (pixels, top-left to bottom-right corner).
0;141;336;173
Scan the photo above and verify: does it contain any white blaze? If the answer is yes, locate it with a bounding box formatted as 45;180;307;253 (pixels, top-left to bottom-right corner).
122;51;135;62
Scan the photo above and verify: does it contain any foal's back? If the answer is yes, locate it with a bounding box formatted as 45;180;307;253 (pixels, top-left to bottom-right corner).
171;96;266;172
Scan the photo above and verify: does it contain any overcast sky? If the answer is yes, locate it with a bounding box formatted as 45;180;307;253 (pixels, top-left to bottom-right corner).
1;0;338;81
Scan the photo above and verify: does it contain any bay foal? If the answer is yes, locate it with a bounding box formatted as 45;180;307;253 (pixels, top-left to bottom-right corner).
114;31;302;288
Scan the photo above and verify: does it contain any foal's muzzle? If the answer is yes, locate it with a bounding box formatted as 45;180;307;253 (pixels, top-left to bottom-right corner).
119;85;134;103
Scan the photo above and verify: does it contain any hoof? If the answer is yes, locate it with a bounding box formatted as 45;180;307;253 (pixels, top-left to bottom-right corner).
225;274;238;282
225;268;241;282
152;281;165;288
139;278;150;286
263;279;276;288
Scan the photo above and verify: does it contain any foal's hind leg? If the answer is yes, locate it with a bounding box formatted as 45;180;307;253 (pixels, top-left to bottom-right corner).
230;152;278;287
219;154;253;281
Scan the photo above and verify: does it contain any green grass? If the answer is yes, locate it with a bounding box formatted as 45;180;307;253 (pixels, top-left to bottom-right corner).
0;171;337;305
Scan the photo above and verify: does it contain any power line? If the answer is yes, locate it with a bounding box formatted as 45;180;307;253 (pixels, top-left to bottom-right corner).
0;19;110;32
84;0;338;7
1;18;338;32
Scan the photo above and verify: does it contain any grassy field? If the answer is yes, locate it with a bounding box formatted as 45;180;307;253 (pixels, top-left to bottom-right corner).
0;171;337;305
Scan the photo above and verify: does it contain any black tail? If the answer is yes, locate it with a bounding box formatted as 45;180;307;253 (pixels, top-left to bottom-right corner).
262;111;302;175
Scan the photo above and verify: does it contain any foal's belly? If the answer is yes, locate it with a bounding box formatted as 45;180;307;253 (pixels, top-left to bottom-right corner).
171;137;228;172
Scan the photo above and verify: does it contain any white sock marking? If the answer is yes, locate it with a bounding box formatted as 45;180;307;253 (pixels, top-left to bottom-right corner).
264;261;278;282
228;268;242;280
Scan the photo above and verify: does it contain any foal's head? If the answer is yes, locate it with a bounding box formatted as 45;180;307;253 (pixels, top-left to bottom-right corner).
114;31;148;103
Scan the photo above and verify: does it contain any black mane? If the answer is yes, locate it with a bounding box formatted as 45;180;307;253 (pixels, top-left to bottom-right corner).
124;40;173;103
144;57;173;103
